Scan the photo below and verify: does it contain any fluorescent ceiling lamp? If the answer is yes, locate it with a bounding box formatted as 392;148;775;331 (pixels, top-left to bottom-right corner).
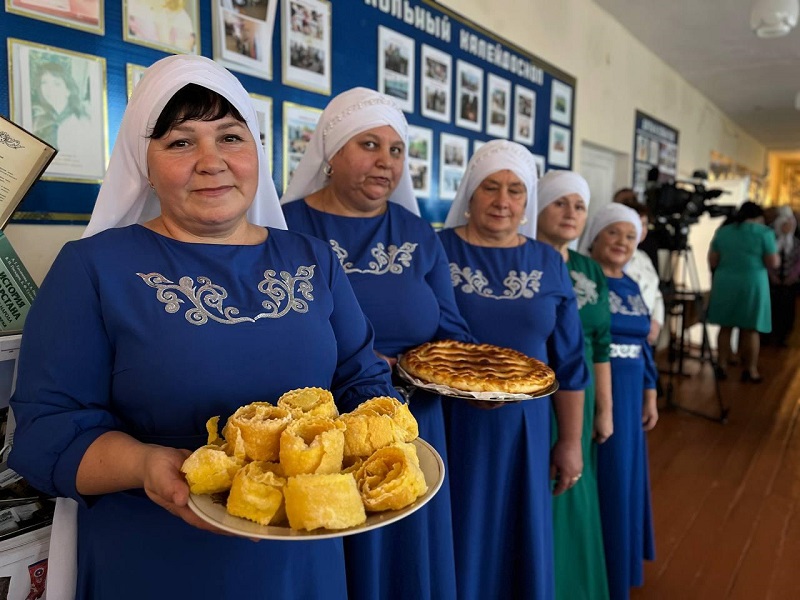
751;0;800;38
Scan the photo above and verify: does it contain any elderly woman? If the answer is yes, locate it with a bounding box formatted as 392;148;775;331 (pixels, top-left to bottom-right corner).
438;140;588;600
281;88;471;600
582;203;658;600
9;55;397;599
536;170;611;600
768;206;800;346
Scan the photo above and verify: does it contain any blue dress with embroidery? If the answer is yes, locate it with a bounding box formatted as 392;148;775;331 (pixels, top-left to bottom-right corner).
438;228;588;600
596;274;657;600
284;201;472;600
9;225;396;600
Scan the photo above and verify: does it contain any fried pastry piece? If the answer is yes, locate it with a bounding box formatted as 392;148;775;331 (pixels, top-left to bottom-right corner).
180;445;245;495
339;396;419;458
355;443;427;512
226;461;287;526
284;473;367;531
223;402;294;461
279;416;346;476
277;387;338;420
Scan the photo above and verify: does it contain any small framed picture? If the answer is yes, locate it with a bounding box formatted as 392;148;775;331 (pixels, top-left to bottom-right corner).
9;38;107;183
213;0;278;80
532;154;546;179
281;0;331;95
550;79;572;126
420;44;451;124
6;0;103;35
635;134;649;162
282;101;323;191
407;125;432;198
455;60;483;132
126;63;147;100
548;124;571;168
124;0;199;54
377;26;415;113
439;132;468;200
473;139;485;154
249;93;273;174
513;84;535;146
486;73;511;139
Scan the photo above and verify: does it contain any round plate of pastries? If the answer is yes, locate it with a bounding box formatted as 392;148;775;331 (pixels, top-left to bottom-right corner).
184;387;444;540
397;340;559;401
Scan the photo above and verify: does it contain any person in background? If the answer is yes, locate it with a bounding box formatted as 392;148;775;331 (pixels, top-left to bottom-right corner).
439;140;588;600
9;55;397;599
281;87;471;600
706;201;778;382
767;206;800;347
537;170;612;600
581;203;659;600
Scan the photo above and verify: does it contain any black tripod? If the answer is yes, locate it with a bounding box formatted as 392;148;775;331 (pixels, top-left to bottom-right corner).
660;245;729;423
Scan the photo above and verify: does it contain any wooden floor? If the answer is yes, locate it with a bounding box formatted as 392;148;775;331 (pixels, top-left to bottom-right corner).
630;333;800;600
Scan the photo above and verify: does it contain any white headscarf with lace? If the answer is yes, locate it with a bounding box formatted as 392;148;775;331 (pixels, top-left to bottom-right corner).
536;170;591;214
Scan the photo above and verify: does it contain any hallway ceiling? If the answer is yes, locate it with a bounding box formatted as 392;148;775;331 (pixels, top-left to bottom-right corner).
594;0;800;151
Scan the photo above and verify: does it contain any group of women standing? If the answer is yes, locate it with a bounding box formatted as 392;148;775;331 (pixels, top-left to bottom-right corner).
9;55;658;600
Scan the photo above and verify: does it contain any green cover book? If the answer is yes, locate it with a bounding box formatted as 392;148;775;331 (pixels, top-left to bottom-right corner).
0;232;37;332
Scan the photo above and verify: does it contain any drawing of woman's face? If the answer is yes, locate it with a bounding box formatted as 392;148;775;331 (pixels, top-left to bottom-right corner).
39;70;69;114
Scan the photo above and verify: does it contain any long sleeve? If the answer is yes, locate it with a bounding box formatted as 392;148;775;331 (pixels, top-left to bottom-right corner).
426;235;475;343
642;337;657;390
548;260;589;391
592;269;612;364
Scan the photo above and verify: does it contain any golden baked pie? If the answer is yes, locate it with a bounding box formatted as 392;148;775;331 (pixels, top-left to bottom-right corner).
399;340;555;395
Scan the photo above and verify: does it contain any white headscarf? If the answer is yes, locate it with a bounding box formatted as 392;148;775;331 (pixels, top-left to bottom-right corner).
579;202;642;255
280;87;419;216
773;205;796;255
442;139;538;238
82;54;285;238
536;170;591;214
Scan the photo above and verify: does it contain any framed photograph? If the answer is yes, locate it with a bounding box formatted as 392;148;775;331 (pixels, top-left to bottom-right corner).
126;63;147;100
512;84;535;146
455;60;483;132
407;125;432;198
439;132;468;200
282;101;322;191
281;0;331;95
473;139;485;154
635;134;649;162
249;93;273;174
486;73;511;139
6;0;103;35
532;153;546;179
548;124;571;168
550;79;572;126
420;44;451;124
124;0;199;54
9;38;107;183
377;26;415;113
648;139;660;164
212;0;277;81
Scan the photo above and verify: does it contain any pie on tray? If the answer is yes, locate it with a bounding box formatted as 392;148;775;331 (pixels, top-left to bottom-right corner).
399;340;555;395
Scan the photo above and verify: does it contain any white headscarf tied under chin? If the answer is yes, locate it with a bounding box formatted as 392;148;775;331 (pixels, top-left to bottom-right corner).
579;202;642;256
280;87;419;216
537;170;591;214
82;54;285;239
443;139;538;239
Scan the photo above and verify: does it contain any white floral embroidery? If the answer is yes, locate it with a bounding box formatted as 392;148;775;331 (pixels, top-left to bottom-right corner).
137;265;315;325
329;239;417;275
609;291;649;316
609;343;642;359
570;270;599;309
450;263;542;300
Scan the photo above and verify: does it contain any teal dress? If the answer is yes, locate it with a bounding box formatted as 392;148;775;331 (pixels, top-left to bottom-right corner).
707;222;777;332
551;250;611;600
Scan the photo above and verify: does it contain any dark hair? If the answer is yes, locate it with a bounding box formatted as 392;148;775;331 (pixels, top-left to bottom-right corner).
613;194;648;217
149;84;245;139
35;60;87;119
734;200;764;225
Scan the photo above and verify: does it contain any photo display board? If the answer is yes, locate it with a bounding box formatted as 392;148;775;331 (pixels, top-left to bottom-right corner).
0;0;576;226
632;110;679;196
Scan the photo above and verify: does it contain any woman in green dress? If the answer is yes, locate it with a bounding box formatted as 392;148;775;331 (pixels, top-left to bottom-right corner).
537;170;612;600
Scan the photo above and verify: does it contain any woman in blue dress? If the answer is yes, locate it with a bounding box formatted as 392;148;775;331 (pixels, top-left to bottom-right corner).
438;140;588;600
8;56;396;600
581;203;659;599
281;87;471;600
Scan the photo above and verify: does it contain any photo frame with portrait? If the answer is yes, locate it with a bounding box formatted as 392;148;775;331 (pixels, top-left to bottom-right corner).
6;0;103;35
123;0;199;55
420;44;451;124
377;25;415;113
282;101;323;191
455;60;483;133
531;153;546;179
550;79;572;126
126;63;147;100
407;125;432;199
486;73;511;139
512;84;535;146
213;0;277;81
548;124;571;168
9;38;107;183
281;0;331;95
249;93;273;174
439;132;468;200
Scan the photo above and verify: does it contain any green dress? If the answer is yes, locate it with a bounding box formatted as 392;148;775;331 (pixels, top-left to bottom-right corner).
551;250;611;600
707;222;777;332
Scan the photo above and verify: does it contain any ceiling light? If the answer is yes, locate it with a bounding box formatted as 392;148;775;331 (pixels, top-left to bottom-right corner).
751;0;799;37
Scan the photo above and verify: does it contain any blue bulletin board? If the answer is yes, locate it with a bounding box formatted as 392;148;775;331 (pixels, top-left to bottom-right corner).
0;0;576;226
